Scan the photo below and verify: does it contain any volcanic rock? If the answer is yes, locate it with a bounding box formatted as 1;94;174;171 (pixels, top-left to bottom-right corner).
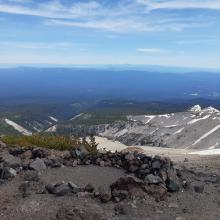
84;184;95;193
0;167;17;179
1;151;21;168
166;179;180;192
30;158;47;172
24;170;39;182
145;174;163;184
53;183;72;196
98;187;112;203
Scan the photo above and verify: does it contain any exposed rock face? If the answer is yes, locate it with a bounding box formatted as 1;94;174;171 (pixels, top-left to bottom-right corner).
94;105;220;150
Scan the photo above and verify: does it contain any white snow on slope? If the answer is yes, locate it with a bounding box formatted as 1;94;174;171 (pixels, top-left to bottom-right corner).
187;114;210;125
189;149;220;155
144;115;155;123
173;127;184;135
4;119;32;136
201;106;219;114
164;125;178;128
70;113;83;121
158;114;172;119
208;143;219;150
45;125;57;132
192;125;220;146
189;105;202;113
49;116;58;122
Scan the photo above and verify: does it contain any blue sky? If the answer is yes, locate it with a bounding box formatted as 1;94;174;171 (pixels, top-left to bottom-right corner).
0;0;220;68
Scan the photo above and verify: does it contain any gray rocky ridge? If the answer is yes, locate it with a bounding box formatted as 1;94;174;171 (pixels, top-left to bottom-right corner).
96;105;220;150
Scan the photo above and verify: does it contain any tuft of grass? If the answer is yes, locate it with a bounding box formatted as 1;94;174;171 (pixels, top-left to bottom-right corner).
1;135;97;153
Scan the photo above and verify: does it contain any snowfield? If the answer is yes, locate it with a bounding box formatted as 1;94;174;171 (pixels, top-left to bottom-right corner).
189;149;220;155
48;116;58;122
4;119;32;136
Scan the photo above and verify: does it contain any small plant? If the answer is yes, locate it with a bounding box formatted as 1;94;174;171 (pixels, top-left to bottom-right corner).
1;134;98;153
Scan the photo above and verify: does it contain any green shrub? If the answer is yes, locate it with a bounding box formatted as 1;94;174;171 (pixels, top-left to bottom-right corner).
1;134;97;153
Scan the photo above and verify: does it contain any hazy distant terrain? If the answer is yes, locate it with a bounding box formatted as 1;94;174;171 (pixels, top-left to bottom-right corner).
1;67;220;103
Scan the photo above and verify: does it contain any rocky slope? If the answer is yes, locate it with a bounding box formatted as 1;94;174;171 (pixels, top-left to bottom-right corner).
97;105;220;150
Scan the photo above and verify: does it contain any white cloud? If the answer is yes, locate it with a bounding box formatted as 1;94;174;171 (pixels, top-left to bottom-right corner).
46;17;202;32
46;18;155;32
137;0;220;10
0;0;218;33
0;1;102;19
137;48;168;53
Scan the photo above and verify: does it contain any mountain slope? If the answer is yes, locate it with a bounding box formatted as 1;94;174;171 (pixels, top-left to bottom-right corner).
97;105;220;150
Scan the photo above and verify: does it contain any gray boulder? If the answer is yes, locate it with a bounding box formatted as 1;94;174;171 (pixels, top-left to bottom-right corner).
30;158;46;173
54;183;72;196
24;170;39;182
0;167;17;179
145;174;163;184
68;182;82;193
1;151;21;168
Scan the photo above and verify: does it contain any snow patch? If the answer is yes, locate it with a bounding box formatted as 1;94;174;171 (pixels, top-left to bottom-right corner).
192;125;220;146
70;113;83;121
158;114;171;119
144;115;155;123
189;149;220;155
189;105;201;113
201;106;219;114
208;143;218;150
187;114;210;125
49;116;58;122
164;125;178;128
173;127;184;135
45;125;57;132
4;119;32;136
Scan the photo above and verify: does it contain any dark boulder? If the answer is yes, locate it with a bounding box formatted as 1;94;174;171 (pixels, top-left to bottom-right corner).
166;179;180;192
112;189;128;202
84;184;95;193
144;174;163;184
0;167;17;179
32;148;49;159
53;183;72;196
98;187;112;203
24;170;39;182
